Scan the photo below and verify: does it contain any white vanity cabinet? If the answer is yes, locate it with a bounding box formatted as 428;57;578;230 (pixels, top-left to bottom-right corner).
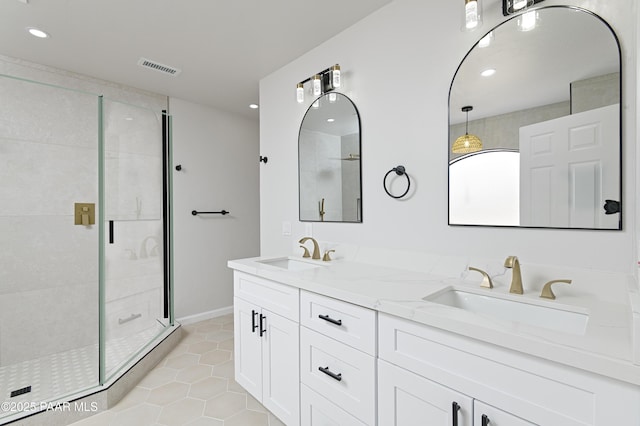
233;272;300;426
229;261;640;426
378;313;640;426
299;291;376;426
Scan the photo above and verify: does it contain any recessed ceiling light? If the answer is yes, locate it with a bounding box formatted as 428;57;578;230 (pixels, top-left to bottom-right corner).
249;104;259;109
481;68;496;77
26;27;49;38
327;118;335;122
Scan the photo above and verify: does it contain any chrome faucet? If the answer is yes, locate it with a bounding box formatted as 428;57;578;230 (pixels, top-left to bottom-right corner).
299;237;321;260
504;256;523;294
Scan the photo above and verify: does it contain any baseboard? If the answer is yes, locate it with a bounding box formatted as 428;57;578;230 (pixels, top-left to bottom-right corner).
176;305;233;325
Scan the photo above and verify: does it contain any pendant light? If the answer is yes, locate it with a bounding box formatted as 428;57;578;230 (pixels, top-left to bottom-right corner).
452;106;482;153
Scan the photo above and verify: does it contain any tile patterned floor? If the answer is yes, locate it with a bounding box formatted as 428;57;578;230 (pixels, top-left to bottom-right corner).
0;324;164;421
70;314;285;426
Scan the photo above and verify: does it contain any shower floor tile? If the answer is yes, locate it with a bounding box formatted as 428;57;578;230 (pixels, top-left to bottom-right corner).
0;325;164;422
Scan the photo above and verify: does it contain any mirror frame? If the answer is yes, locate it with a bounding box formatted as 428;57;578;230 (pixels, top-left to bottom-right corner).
447;5;623;230
298;92;363;223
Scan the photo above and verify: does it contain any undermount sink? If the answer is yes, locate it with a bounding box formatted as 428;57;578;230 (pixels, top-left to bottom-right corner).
257;257;323;271
424;288;588;335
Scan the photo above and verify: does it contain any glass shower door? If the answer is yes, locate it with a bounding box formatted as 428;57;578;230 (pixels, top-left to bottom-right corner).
0;75;100;418
102;99;169;380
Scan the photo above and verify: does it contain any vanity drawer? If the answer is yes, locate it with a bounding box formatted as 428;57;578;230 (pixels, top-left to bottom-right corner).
233;271;299;321
300;290;376;355
300;327;375;425
301;384;367;426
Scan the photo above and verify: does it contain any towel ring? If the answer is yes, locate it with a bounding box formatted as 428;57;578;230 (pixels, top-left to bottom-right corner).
383;165;410;199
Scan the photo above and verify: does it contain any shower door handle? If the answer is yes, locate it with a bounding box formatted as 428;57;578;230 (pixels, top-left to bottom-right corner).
109;220;114;244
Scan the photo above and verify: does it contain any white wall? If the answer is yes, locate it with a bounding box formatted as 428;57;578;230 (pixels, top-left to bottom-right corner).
171;98;260;320
259;0;637;274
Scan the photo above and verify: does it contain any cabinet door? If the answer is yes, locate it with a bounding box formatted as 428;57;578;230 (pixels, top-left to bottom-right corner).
378;359;472;426
234;297;262;400
262;309;300;426
474;401;536;426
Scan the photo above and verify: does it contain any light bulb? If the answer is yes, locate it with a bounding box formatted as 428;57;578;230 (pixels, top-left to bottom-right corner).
331;64;341;89
465;0;479;30
312;74;322;96
296;83;304;103
513;0;526;10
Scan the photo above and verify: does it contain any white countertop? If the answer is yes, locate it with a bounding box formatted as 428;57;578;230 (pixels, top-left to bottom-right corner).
228;254;640;386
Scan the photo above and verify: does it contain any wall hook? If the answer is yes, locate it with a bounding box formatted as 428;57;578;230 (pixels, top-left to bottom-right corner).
260;156;268;164
175;164;182;171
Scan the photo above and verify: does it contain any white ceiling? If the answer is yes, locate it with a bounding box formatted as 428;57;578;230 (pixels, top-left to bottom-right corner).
0;0;393;119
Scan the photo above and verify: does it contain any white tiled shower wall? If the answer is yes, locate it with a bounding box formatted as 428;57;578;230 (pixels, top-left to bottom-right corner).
0;55;167;366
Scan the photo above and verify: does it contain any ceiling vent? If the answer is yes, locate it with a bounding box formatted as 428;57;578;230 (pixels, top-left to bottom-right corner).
137;58;181;76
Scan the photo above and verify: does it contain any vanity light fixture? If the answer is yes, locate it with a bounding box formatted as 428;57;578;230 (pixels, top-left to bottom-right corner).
463;0;482;31
295;64;343;104
517;10;539;32
502;0;543;16
452;106;483;154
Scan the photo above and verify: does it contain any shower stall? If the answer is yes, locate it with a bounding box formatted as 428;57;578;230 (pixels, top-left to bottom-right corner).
0;72;175;423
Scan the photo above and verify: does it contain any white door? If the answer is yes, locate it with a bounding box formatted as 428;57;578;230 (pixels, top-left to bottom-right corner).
519;104;619;228
474;401;536;426
233;297;262;400
262;309;300;426
378;359;473;426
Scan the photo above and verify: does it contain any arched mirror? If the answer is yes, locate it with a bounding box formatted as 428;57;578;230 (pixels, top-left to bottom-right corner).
299;93;362;222
448;6;621;229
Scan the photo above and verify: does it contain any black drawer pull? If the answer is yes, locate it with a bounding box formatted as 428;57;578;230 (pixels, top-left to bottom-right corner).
318;366;342;381
318;314;342;326
259;314;266;337
482;414;490;426
452;401;460;426
251;310;258;333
